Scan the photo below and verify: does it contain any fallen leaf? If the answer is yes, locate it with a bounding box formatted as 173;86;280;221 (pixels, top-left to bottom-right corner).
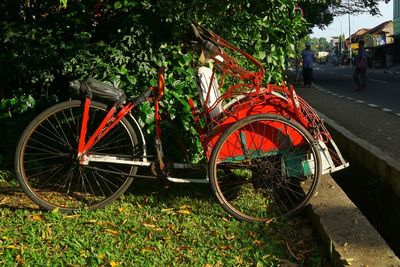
109;261;121;267
105;229;119;236
143;223;156;228
248;231;256;238
236;256;243;264
16;254;25;265
0;197;10;204
220;245;233;250
177;209;191;215
253;240;263;247
29;215;43;221
98;253;106;261
226;235;235;241
178;245;192;251
140;246;157;253
179;205;191;209
80;249;87;258
64;214;80;219
161;208;175;214
118;207;125;213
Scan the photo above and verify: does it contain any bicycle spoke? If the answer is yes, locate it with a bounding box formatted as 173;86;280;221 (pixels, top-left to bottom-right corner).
16;100;138;212
210;114;320;222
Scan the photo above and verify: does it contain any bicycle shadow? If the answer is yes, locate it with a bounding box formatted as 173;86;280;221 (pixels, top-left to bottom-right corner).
0;177;215;213
0;181;41;212
125;178;215;202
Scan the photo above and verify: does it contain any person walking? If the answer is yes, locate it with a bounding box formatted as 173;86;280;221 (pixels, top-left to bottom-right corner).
301;42;314;88
353;40;367;91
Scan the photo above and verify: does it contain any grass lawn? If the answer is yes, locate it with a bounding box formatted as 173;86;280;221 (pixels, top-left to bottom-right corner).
0;169;330;266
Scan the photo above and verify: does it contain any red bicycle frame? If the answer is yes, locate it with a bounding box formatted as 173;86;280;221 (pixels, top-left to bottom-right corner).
77;68;166;166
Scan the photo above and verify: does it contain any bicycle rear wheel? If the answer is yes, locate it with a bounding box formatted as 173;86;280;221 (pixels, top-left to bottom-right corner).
209;114;321;222
15;100;139;212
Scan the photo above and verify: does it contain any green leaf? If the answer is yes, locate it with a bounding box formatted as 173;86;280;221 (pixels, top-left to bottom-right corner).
258;51;266;60
126;75;137;85
114;1;122;9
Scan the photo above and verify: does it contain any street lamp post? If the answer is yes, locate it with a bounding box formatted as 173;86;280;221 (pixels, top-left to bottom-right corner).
348;13;351;58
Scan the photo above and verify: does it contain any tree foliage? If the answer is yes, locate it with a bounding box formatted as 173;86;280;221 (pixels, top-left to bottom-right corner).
0;0;307;164
299;0;389;29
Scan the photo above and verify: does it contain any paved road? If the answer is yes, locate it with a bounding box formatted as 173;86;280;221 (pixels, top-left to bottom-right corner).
311;64;400;115
286;66;400;160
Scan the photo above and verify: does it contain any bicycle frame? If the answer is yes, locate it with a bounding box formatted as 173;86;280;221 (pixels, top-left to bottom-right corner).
76;74;210;184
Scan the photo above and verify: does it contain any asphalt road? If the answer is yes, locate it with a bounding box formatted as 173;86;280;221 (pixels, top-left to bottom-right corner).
286;65;400;160
311;64;400;115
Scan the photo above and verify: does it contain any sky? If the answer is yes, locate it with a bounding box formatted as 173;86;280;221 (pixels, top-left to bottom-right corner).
311;0;393;40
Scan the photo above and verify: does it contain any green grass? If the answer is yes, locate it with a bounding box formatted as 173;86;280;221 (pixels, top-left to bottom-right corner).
0;172;330;266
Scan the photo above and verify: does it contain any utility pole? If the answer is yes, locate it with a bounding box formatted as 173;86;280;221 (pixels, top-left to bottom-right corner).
348;4;351;59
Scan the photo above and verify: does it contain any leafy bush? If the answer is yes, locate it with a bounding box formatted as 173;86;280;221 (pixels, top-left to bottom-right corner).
0;0;307;165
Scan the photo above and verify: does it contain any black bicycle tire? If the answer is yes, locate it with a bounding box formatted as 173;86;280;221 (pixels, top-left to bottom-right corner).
208;113;321;222
15;100;138;212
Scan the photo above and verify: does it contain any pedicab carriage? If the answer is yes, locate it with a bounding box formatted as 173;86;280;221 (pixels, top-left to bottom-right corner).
188;24;349;222
14;23;349;223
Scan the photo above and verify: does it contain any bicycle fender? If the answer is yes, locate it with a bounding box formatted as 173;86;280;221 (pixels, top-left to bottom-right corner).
128;113;148;160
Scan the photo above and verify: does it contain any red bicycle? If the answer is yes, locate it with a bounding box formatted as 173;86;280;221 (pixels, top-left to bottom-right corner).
14;24;348;222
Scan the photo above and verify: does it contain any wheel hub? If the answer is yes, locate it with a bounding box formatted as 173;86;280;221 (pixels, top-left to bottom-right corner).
255;160;276;179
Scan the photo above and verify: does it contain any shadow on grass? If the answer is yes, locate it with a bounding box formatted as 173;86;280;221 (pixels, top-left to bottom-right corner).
0;179;41;212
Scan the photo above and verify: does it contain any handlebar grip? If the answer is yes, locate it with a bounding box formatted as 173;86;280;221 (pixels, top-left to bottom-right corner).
132;89;151;106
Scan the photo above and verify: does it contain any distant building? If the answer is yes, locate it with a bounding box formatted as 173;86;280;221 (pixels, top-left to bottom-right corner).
395;0;400;36
343;21;394;68
364;20;394;47
394;0;400;64
345;28;369;50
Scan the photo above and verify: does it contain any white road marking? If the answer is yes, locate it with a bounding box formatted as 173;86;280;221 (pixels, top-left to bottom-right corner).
312;82;399;117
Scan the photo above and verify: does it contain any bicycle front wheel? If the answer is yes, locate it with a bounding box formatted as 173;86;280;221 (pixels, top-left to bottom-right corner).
209;114;321;222
15;100;139;212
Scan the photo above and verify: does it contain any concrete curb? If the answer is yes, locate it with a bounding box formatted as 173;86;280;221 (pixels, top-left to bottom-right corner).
320;113;400;197
307;112;400;266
